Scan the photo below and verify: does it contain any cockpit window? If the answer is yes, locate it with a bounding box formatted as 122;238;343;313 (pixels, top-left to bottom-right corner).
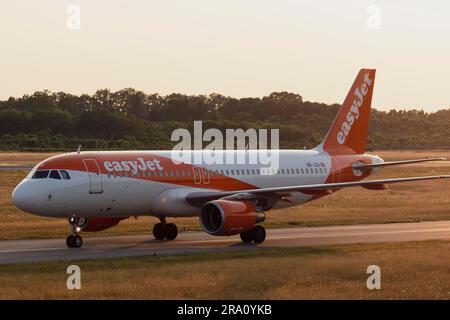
49;170;61;180
60;170;71;180
32;170;50;179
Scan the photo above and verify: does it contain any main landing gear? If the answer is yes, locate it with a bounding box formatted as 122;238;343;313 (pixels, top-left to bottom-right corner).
153;217;178;240
240;225;266;244
66;217;83;248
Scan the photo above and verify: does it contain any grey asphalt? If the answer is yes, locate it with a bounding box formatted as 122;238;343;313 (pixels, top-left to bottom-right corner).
0;220;449;264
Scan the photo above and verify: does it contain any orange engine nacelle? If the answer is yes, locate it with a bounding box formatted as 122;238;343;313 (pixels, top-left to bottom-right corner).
199;200;265;236
79;217;125;232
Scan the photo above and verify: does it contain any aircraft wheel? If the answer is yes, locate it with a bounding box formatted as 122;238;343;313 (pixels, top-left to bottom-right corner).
153;223;166;240
251;225;266;243
74;235;83;248
66;235;83;248
66;235;75;248
240;230;252;243
165;223;178;240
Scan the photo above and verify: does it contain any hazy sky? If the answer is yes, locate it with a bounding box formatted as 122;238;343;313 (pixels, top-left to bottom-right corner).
1;0;449;111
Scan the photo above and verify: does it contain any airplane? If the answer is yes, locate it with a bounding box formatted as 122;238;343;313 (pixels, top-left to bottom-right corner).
11;69;449;248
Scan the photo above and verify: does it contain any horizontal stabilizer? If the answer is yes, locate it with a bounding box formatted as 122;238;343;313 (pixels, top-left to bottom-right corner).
354;158;446;169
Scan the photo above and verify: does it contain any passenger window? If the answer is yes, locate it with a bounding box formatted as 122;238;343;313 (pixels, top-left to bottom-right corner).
251;169;255;175
315;168;318;174
296;168;300;174
301;168;305;174
281;169;285;174
60;170;71;180
32;170;50;179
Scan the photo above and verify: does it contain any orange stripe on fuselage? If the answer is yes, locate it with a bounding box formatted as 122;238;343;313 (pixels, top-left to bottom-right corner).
37;152;257;192
325;154;373;184
306;153;374;202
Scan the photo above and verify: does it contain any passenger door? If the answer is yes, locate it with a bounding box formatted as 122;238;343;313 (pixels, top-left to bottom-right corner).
82;159;103;194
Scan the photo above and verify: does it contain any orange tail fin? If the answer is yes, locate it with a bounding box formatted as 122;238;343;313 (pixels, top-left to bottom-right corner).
320;69;376;155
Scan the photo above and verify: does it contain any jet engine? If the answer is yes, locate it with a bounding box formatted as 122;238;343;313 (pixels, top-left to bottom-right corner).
199;200;265;236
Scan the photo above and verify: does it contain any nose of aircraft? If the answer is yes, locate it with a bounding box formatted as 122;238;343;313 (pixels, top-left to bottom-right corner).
12;181;34;213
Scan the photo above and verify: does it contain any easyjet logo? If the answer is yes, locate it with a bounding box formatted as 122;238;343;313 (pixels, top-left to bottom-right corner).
337;73;373;145
103;158;164;174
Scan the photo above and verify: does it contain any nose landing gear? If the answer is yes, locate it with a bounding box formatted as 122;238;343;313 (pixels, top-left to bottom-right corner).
66;217;84;248
66;234;83;248
152;217;178;240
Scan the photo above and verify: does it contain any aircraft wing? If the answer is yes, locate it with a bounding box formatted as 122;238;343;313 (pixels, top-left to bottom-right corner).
186;175;450;207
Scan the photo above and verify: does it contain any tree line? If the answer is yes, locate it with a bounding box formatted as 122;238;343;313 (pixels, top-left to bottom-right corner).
0;89;449;151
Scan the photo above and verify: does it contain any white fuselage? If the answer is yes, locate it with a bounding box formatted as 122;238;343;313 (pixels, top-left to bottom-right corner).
12;149;380;219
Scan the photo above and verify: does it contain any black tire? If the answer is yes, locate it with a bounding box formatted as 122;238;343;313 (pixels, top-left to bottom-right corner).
74;235;83;248
165;223;178;240
251;225;266;243
240;230;252;243
66;235;75;248
153;223;166;240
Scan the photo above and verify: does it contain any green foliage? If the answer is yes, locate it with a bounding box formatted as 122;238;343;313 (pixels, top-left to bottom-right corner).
0;89;448;151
